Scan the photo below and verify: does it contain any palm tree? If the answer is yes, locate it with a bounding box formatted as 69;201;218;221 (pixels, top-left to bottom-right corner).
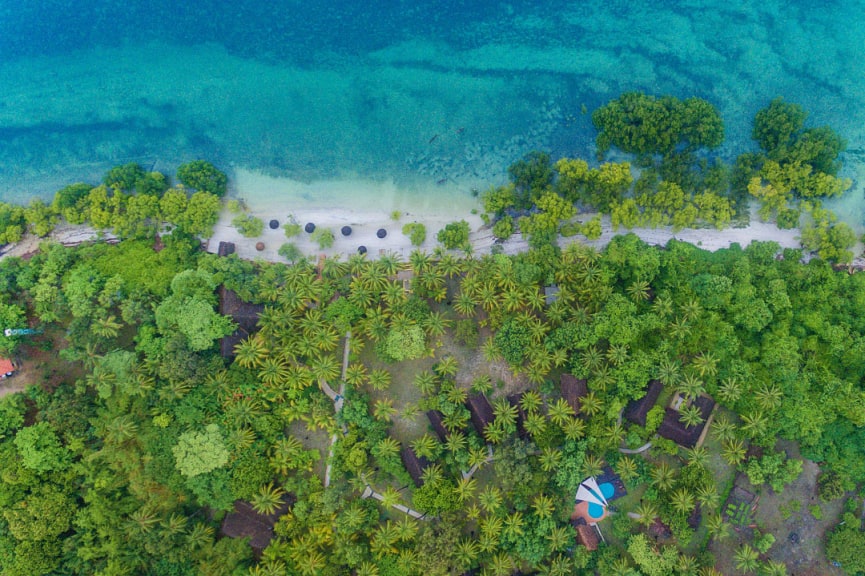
453;292;477;318
760;560;788;576
539;446;562;473
546;525;570;553
691;351;718;379
411;434;439;460
532;494;555;519
685;446;709;468
445;431;467;454
718;377;742;405
344;363;367;388
482;338;501;362
476;486;501;514
580;392;603;418
370;522;400;558
503;511;524;539
615;456;638;483
653;294;673;318
755;382;782;411
562;416;586;440
650;462;676;491
423;312;450;338
580;346;604;374
741;411;769;439
445;384;468;405
677;372;705;400
603;421;626;448
696;484;720;511
454;538;479;570
524;412;547;438
455;476;478;503
414;370;438;395
311;354;340;384
705;512;731;541
234;334;268;368
722;438;747;466
582;454;605;478
470;375;494;395
626;279;651;303
434;356;459;378
520;390;543;414
408;250;431;273
378;486;403;509
635;501;659;528
734;544;760;574
251;483;286;515
373;437;401;461
489;552;514;576
356;562;380;576
669;317;691;341
670;488;695;516
92;314;123;339
377;253;403;276
679;404;705;428
468;446;489;469
493;398;518;429
548;398;576;426
368;368;392;391
711;413;738;442
657;356;681;388
677;555;698;575
607;343;629;366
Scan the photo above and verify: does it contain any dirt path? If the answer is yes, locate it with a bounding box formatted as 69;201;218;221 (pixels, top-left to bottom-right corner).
323;332;351;488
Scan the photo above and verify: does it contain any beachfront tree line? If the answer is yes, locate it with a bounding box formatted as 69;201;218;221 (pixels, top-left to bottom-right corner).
1;220;865;574
0;160;227;245
484;94;857;264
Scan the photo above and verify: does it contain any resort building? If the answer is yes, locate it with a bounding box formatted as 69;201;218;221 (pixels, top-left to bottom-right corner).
221;497;294;555
465;394;495;441
623;380;664;426
0;358;15;379
401;445;431;487
657;394;716;449
560;374;589;414
218;286;264;359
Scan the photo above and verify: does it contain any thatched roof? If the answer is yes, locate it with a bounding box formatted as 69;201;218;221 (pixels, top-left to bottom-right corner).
217;241;236;257
623;380;663;427
657;395;716;448
220;497;294;553
401;445;431;487
426;410;450;442
560;374;588;414
507;393;529;439
218;286;264;359
573;521;600;551
465;394;495;439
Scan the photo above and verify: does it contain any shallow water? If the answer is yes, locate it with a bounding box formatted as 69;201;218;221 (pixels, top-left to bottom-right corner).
0;0;863;228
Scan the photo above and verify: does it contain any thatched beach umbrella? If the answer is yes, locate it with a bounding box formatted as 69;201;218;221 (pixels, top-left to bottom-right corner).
305;223;316;233
255;242;265;251
341;226;352;236
376;228;387;239
269;219;279;230
358;246;367;254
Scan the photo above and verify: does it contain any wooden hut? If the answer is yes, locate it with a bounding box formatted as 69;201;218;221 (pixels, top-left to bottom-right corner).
217;241;236;257
401;445;431;487
465;394;495;440
560;374;588;414
221;497;294;554
218;286;264;359
657;395;716;448
623;380;663;427
426;410;450;442
573;519;600;551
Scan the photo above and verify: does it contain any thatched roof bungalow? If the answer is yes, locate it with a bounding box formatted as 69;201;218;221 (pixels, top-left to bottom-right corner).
401;445;431;487
465;394;495;440
623;380;663;427
217;241;236;257
221;497;294;554
560;374;588;414
426;410;450;442
657;395;716;448
218;286;264;359
572;518;600;551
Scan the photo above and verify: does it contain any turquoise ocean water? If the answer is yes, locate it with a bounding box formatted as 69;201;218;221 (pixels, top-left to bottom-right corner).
1;0;863;227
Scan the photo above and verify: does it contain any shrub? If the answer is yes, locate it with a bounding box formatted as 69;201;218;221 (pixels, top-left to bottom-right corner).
437;220;470;250
278;243;303;263
402;222;426;246
311;227;334;249
231;214;264;238
492;215;514;240
283;221;302;238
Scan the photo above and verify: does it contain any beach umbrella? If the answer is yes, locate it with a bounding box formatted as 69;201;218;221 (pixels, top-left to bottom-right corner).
305;223;316;233
377;228;387;239
341;226;352;236
255;242;265;251
269;219;279;230
358;245;367;254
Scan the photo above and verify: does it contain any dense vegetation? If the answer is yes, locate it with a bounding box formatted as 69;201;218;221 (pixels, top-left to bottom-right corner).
483;94;856;264
2;226;865;574
1;96;863;576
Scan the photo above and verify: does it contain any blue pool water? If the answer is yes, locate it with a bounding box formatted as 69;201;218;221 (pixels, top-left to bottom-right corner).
586;481;615;519
0;1;863;225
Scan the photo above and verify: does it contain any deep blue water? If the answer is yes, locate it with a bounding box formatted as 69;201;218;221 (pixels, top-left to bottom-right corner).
1;0;863;223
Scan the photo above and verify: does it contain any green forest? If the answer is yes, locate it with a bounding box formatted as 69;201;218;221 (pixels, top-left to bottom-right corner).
1;95;865;576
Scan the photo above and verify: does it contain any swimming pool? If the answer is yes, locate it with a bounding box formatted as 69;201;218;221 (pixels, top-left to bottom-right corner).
586;482;615;519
